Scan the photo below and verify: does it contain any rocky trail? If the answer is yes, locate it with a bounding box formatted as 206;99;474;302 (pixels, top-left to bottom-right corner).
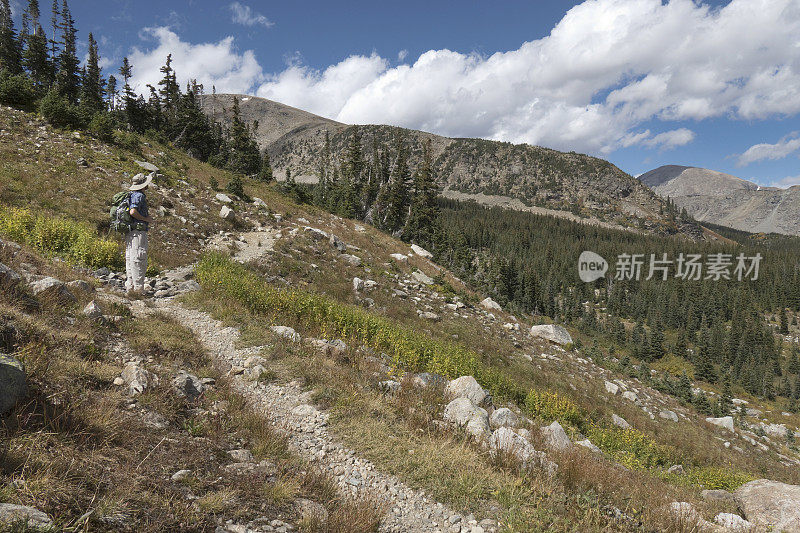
124;226;489;533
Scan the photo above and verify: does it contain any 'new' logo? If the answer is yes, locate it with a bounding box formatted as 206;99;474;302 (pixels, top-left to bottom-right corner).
578;251;607;282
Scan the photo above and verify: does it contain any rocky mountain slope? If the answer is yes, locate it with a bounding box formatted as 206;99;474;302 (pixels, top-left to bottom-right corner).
2;104;800;531
200;94;702;238
639;165;800;236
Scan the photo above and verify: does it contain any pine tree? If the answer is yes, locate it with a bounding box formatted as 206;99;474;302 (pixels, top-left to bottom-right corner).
677;371;693;403
403;139;439;248
780;308;789;334
80;32;103;113
383;134;410;233
106;74;116;110
226;95;261;175
54;0;78;103
48;0;57;58
22;0;51;88
157;53;179;117
258;150;273;182
0;0;22;73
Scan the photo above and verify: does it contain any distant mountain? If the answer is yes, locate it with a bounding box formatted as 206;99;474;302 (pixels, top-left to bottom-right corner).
200;93;703;238
638;165;800;235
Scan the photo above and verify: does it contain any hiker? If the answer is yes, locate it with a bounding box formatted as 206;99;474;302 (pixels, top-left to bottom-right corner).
125;173;154;294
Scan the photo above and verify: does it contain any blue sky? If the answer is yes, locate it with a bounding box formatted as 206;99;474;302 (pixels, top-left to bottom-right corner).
13;0;800;186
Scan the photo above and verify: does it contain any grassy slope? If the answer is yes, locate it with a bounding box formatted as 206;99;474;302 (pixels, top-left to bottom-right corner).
1;104;798;531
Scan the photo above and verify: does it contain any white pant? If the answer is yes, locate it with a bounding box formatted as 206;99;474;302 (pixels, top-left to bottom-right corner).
125;230;148;292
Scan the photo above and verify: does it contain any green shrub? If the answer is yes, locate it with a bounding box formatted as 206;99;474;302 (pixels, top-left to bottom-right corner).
0;206;122;269
38;88;82;129
112;130;140;152
0;70;37;111
87;112;115;143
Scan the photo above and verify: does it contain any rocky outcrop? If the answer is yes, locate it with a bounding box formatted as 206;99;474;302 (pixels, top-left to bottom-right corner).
0;503;52;529
0;262;21;289
540;421;572;451
443;397;491;440
705;416;734;432
489;427;557;475
480;297;502;311
530;324;572;346
0;353;27;414
29;276;76;303
445;376;488;406
489;407;518;429
734;479;800;532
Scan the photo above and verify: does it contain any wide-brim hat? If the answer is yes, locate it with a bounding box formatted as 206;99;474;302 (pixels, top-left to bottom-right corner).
129;173;153;191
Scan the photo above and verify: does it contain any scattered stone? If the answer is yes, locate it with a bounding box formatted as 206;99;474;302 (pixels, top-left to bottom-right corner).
540;421;572;451
295;498;328;525
489;407;519;429
659;410;678;422
329;234;346;252
701;489;736;505
339;254;362;266
420;311;439;321
83;300;104;319
378;380;401;395
177;280;201;292
353;277;364;291
121;362;159;395
410;244;433;258
667;464;685;475
411;372;445;389
480;297;502;311
705;416;735;432
734;479;800;532
141;410;169;429
443;397;491;440
612;414;631;429
220;205;235;221
0;503;52;529
622;390;638;403
576;439;601;453
270;325;300;342
489;427;557;474
77;157;88;167
135;160;159;172
446;376;488;406
0;354;27;415
171;469;192;482
66;279;93;293
173;371;205;400
411;270;434;285
215;193;233;204
529;324;573;346
390;253;408;263
252;197;267;208
113;377;125;386
604;380;619;395
227;449;254;462
0;262;21;289
714;513;752;532
29;276;77;303
305;226;329;241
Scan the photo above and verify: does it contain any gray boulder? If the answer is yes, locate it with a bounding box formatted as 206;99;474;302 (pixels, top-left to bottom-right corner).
0;354;28;414
489;407;519;429
443;397;490;440
0;503;52;529
0;262;21;289
445;375;488;406
66;279;94;293
701;489;736;505
480;297;501;311
604;380;619;395
658;409;678;422
83;300;104;319
353;277;364;291
121;362;159;395
219;205;235;221
410;244;433;258
734;479;800;532
29;276;76;303
529;324;572;346
540;420;572;451
714;513;752;532
622;390;638;403
411;372;445;389
576;439;601;453
329;234;346;252
411;270;434;285
390;253;408;263
612;414;631;429
489;427;557;475
296;498;328;525
227;448;254;462
135;160;159;172
270;325;300;342
339;254;362;266
215;192;233;204
173;371;205;400
705;415;735;432
378;380;401;395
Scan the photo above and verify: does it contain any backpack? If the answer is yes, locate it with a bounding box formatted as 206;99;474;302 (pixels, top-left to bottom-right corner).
109;191;134;233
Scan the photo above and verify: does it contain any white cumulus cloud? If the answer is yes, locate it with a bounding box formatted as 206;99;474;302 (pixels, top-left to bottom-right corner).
229;2;273;28
252;0;800;154
128;27;263;95
737;133;800;167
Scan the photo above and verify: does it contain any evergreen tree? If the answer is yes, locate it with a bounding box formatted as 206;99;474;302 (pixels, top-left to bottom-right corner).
780;308;789;334
54;0;78;103
0;0;22;73
22;0;51;88
677;371;693;403
226;95;261;175
383;134;410;233
105;74;116;110
157;53;179;117
258;150;273;182
403;139;439;248
80;32;103;113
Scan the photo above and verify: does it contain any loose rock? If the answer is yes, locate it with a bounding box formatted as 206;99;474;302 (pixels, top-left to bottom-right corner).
0;354;28;415
529;324;572;346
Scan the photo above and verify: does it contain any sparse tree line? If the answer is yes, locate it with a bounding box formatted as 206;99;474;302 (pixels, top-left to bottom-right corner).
0;0;271;179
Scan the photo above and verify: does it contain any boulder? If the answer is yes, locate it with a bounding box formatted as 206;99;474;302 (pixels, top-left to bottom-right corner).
227;448;254;462
443;397;491;440
612;414;631;429
219;205;235;221
66;279;93;293
353;277;364;291
0;262;21;289
304;226;329;240
0;354;28;415
252;197;267;208
173;371;205;401
270;325;300;342
705;416;735;432
329;234;346;252
540;420;572;451
576;439;601;453
0;503;52;529
734;479;800;532
529;324;572;346
390;253;408;263
420;311;439;321
667;464;685;475
29;276;76;303
480;297;502;311
296;498;328;525
215;193;233;204
411;372;445;389
445;376;488;406
604;380;619;395
83;300;104;319
659;409;679;422
171;469;192;482
714;513;752;532
339;254;362;266
121;362;159;395
135;160;160;172
411;270;434;285
177;280;201;292
701;489;736;505
622;390;638;403
410;244;433;259
489;427;557;474
489;407;519;429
